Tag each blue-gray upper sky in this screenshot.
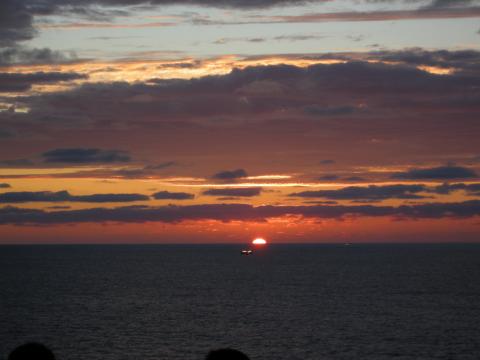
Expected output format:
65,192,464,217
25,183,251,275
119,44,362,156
28,1,480,59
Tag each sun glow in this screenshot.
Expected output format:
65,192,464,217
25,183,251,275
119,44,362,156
252,238,267,245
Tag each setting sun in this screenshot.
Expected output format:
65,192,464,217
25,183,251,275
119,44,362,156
252,238,267,245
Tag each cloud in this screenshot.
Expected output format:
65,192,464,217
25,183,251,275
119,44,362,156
318,174,339,181
0,0,36,47
214,37,266,44
214,34,325,45
319,160,335,165
302,200,338,205
2,57,480,169
0,47,79,66
0,72,87,92
1,200,480,225
196,6,480,25
365,0,480,8
203,187,262,197
432,182,480,195
152,191,195,200
365,48,480,75
0,183,11,188
289,184,427,200
42,148,131,163
427,0,480,8
0,191,149,203
269,6,480,23
212,169,248,180
9,58,480,129
392,166,477,180
273,34,326,41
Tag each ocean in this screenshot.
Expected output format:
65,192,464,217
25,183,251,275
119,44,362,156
1,244,479,360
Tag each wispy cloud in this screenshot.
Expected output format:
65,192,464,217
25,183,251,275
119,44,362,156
194,7,480,26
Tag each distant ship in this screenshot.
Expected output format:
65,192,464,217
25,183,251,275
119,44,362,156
241,249,253,255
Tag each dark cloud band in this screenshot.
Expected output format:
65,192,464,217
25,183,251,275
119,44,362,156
152,191,195,200
42,148,131,163
203,187,262,197
290,184,427,200
212,169,248,180
1,200,479,225
392,166,477,180
0,72,87,92
0,191,148,203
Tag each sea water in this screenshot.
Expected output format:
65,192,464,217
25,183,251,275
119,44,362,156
1,244,479,360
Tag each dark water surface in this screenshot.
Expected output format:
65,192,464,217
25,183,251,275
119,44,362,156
1,244,480,360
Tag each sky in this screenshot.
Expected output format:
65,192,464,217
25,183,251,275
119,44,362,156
0,0,480,244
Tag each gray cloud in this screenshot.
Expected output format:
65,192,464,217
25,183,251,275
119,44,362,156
366,0,480,7
0,183,11,188
273,34,326,41
0,0,36,47
0,190,149,203
2,55,480,169
289,184,427,200
392,166,477,180
367,48,480,75
152,191,195,200
427,0,480,8
214,34,325,45
7,58,480,132
212,169,248,180
0,47,79,66
0,72,87,92
1,200,480,225
33,58,480,123
432,182,480,196
42,148,131,163
195,5,480,26
203,187,262,197
318,174,339,181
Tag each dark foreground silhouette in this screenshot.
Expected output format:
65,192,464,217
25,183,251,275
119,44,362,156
205,348,250,360
8,344,249,360
8,343,56,360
